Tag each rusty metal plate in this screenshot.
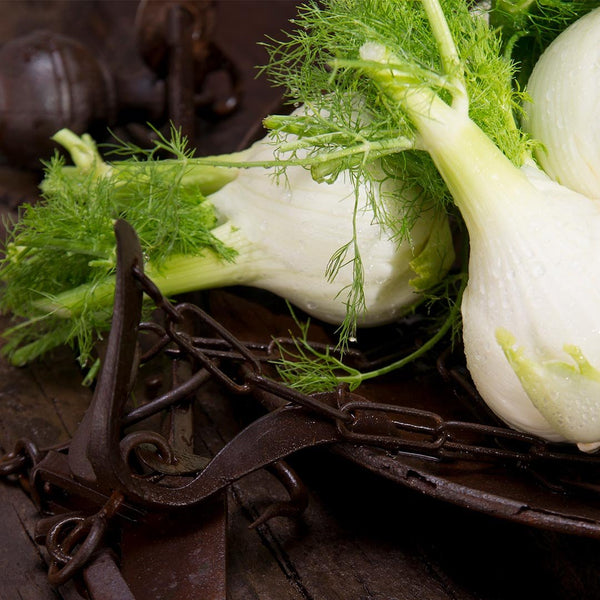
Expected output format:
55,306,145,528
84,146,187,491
334,434,600,538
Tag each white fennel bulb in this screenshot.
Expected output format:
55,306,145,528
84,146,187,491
138,128,454,328
420,102,600,448
359,27,600,449
462,163,600,448
523,7,600,198
208,134,452,326
1,116,454,365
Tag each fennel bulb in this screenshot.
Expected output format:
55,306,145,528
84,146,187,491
462,164,600,447
207,136,451,327
523,7,600,198
378,70,600,445
0,119,453,365
260,0,600,447
359,16,600,447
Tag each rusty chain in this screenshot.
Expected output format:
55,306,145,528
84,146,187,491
45,491,125,586
3,260,600,497
3,217,600,592
130,264,600,474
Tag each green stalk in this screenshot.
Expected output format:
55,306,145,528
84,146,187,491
33,224,262,318
403,89,530,234
338,273,465,387
50,128,242,196
358,36,531,236
420,0,468,112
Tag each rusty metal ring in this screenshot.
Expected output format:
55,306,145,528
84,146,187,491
13,438,42,465
46,514,89,564
46,514,108,586
0,453,27,476
249,461,309,529
0,438,43,476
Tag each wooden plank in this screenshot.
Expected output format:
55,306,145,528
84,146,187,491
0,313,92,599
0,315,91,450
0,480,58,600
0,471,87,600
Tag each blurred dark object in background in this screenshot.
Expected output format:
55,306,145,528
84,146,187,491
0,0,244,169
0,0,297,240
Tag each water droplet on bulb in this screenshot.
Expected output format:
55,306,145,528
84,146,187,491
531,263,545,278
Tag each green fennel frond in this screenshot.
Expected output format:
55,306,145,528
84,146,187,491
259,0,526,373
0,141,233,366
492,0,598,41
104,123,197,162
274,271,467,394
273,311,363,394
490,0,599,86
263,0,529,183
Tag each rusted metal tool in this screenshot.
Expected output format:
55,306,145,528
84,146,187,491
5,218,600,597
12,219,337,598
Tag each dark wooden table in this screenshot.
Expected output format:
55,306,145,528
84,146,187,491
2,2,600,599
4,310,600,600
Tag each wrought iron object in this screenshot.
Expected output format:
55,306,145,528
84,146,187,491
4,218,600,597
0,0,241,167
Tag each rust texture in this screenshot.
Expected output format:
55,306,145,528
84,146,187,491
4,216,600,597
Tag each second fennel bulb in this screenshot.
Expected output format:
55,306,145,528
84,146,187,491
208,134,452,327
523,7,600,199
462,164,600,448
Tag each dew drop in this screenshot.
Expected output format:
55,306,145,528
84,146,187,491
531,263,545,278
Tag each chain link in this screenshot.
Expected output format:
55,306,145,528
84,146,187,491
0,438,43,477
130,268,600,478
3,266,599,502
